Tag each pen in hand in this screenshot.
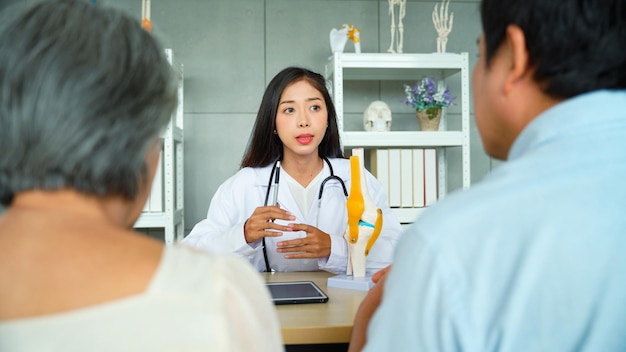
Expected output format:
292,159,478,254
273,161,280,207
269,161,281,224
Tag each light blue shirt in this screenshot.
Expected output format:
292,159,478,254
364,90,626,351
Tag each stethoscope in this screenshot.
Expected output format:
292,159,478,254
261,157,348,272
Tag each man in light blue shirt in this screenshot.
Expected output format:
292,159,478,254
349,0,626,351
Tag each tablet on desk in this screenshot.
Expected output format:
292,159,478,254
266,281,329,305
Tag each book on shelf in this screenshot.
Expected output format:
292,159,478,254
369,148,438,208
400,149,413,208
412,149,425,207
370,148,389,201
387,149,402,207
424,148,438,206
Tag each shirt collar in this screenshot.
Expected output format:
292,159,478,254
508,90,626,161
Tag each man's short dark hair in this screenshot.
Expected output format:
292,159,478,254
480,0,626,98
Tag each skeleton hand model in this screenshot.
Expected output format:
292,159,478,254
343,148,383,278
387,0,406,54
432,0,454,53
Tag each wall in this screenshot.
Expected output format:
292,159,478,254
0,0,494,233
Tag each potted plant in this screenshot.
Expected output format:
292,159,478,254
403,77,455,131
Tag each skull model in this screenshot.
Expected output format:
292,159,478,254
363,101,392,132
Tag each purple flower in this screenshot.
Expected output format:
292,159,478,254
403,77,455,111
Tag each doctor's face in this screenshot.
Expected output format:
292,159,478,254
275,79,328,160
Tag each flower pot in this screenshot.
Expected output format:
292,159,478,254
416,108,442,131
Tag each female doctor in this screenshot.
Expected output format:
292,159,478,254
183,66,402,273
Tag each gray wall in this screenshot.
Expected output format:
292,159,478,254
0,0,499,234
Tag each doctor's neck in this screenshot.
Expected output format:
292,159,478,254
279,155,324,186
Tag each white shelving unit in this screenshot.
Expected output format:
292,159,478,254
325,52,471,223
134,49,184,244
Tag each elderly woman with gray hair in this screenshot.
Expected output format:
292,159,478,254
0,1,282,351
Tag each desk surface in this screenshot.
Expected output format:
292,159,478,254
263,271,368,345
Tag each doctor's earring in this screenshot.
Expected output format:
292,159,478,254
273,129,277,134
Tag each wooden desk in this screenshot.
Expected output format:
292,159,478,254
263,271,367,345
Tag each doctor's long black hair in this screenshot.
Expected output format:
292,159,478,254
240,66,345,168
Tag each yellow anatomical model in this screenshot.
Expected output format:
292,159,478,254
343,148,383,278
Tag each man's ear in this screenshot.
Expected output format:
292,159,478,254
503,24,530,95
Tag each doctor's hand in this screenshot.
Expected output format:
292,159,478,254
243,205,296,244
276,224,331,259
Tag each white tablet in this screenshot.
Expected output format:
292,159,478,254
265,281,329,305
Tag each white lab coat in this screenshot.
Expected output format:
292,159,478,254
183,158,403,273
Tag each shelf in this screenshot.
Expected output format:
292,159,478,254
391,207,426,224
326,52,465,81
134,48,184,245
326,52,471,224
341,131,465,148
172,126,183,142
135,209,184,228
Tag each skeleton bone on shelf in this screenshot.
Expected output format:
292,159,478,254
330,24,361,54
387,0,407,54
363,101,392,132
330,26,349,53
343,148,383,278
141,0,152,31
432,0,454,53
345,24,362,54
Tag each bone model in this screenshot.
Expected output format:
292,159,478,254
345,24,361,54
330,24,361,54
141,0,152,31
387,0,406,54
432,0,454,53
343,148,383,278
363,101,392,132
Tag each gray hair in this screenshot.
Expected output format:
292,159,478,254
0,0,178,206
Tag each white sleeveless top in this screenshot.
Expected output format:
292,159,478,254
0,245,284,352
